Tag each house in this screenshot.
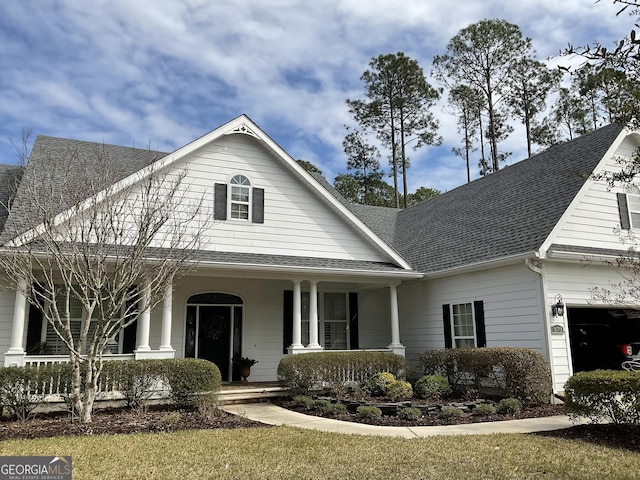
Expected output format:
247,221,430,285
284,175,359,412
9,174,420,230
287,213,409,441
0,115,638,395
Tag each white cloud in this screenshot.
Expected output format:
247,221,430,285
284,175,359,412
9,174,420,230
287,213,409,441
0,0,631,192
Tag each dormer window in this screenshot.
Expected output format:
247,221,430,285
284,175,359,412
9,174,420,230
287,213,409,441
230,175,251,220
214,177,265,224
618,187,640,230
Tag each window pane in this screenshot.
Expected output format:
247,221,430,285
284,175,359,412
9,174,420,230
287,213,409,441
455,338,475,348
231,203,249,219
324,293,346,320
302,320,309,346
632,212,640,228
324,322,347,350
231,186,249,202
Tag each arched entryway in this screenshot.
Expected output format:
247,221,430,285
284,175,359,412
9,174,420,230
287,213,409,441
185,293,243,382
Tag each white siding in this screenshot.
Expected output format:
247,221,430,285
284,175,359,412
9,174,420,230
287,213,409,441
167,134,389,262
543,260,629,391
399,264,546,367
358,287,392,348
549,135,640,251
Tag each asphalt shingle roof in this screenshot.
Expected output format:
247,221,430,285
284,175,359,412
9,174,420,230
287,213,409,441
353,124,626,273
0,136,166,243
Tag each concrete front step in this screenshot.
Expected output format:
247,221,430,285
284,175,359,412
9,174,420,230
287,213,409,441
218,384,289,405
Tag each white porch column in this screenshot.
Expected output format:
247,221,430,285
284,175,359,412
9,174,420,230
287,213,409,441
288,280,304,354
5,278,27,366
387,283,405,356
135,278,151,353
307,280,322,351
159,281,174,352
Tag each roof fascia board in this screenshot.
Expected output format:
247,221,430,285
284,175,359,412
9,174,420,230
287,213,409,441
423,252,535,279
538,127,639,259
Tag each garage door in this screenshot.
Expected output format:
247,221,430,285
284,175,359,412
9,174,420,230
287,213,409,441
567,307,640,372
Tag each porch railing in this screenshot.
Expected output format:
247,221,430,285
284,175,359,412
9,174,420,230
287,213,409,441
23,354,136,399
24,354,135,367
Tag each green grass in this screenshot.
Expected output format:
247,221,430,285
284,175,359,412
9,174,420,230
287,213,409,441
0,427,638,479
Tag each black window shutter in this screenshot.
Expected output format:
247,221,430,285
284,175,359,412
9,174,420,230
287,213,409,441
474,300,487,348
618,193,631,230
252,188,265,224
442,304,452,349
349,292,359,350
214,183,227,220
283,290,293,354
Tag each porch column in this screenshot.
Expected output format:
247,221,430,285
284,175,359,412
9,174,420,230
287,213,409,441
5,277,27,366
135,278,151,353
288,280,304,353
307,280,322,351
387,283,405,356
159,281,174,352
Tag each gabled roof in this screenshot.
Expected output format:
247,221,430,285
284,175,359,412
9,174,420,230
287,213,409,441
0,116,418,277
0,136,164,244
350,123,627,274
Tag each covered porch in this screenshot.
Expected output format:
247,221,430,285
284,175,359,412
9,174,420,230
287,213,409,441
3,258,422,381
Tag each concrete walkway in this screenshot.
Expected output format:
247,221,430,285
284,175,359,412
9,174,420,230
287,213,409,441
222,402,581,438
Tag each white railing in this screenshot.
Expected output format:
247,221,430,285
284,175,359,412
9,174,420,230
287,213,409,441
24,354,135,367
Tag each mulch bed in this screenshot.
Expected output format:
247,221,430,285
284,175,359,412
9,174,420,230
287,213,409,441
0,404,268,441
276,397,564,427
532,424,640,452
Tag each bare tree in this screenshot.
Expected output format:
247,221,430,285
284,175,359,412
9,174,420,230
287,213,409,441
0,141,204,423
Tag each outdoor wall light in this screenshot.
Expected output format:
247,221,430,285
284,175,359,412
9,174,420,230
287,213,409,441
551,294,565,317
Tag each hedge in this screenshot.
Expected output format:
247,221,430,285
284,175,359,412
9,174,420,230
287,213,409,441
416,347,551,405
565,370,640,424
277,351,408,394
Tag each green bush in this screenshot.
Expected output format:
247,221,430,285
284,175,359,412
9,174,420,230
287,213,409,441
324,402,348,415
387,380,413,401
357,405,382,419
293,395,315,409
414,374,452,400
496,398,523,414
417,347,551,405
162,358,222,406
312,399,332,411
398,406,422,421
565,370,640,424
101,360,165,409
0,363,72,421
277,352,408,394
438,405,464,419
367,372,397,397
473,403,496,416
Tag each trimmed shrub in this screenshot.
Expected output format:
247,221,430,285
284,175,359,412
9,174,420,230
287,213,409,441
162,358,222,406
367,372,397,397
357,405,382,419
293,395,315,409
277,351,408,394
312,399,332,411
438,405,464,419
565,370,640,424
387,380,413,401
398,406,422,421
101,359,164,409
0,363,72,421
324,402,348,415
496,398,523,414
414,374,452,400
473,403,497,416
417,347,551,405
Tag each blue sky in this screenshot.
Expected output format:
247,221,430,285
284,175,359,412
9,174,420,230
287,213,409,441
0,1,629,193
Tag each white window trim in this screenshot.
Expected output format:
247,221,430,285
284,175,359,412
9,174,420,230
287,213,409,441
228,174,252,221
450,302,477,348
627,190,640,229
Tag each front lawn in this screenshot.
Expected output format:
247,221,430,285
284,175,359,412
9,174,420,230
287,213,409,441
0,426,638,479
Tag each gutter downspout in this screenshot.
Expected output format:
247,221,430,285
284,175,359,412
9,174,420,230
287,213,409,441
525,258,559,399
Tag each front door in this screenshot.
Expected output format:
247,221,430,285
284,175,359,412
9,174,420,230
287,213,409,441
185,293,243,381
